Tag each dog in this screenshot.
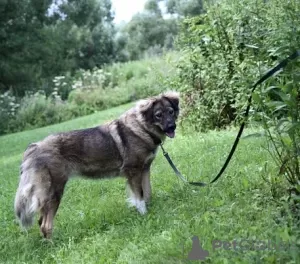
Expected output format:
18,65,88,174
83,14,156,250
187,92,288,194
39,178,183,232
14,91,180,239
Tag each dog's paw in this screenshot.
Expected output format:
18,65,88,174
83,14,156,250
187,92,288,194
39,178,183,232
136,200,147,215
127,197,147,215
127,197,137,207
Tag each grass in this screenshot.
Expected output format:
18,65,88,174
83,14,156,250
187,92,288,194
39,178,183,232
0,102,299,263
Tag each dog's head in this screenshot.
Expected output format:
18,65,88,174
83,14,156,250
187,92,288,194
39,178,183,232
137,91,180,138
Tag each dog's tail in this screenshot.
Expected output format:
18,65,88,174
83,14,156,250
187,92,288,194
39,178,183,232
14,165,48,229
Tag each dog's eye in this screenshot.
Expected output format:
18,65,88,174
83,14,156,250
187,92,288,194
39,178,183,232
155,112,162,118
169,109,174,115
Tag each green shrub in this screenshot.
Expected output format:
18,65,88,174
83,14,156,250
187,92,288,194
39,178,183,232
52,74,74,100
175,0,300,132
0,53,179,135
253,63,300,194
174,0,300,197
0,92,20,135
104,57,158,83
3,92,80,134
68,53,178,114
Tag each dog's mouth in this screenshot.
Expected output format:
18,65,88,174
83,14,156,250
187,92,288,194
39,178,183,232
165,128,176,138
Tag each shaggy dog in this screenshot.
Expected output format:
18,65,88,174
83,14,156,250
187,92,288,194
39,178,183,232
14,91,180,239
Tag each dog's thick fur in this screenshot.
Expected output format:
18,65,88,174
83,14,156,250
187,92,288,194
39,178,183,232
14,91,180,239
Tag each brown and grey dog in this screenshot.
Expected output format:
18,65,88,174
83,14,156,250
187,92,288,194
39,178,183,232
14,91,180,239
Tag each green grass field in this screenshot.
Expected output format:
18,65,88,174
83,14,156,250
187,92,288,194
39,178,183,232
0,103,298,263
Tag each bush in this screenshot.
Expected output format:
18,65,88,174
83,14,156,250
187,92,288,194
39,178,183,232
0,53,178,135
253,62,300,195
174,0,300,197
68,53,178,114
174,0,300,132
0,92,20,135
5,92,80,134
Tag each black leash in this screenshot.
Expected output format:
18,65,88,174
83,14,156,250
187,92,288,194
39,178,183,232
162,50,300,187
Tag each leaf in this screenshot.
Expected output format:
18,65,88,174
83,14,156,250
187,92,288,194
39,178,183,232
273,104,287,113
286,122,300,135
263,86,279,93
266,101,287,110
242,132,266,139
251,93,263,104
272,90,290,102
244,44,259,49
275,118,290,131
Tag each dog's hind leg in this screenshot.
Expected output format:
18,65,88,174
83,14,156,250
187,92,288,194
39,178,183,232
40,201,56,239
38,210,44,227
126,170,147,215
40,182,66,239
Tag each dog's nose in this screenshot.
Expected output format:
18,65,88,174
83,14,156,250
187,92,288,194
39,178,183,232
168,124,176,131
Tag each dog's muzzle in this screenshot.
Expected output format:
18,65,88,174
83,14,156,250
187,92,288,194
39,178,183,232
164,124,176,138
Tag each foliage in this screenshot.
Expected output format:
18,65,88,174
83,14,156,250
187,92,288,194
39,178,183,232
2,92,80,135
175,0,300,132
0,91,20,135
95,0,205,63
175,0,300,193
116,12,178,61
68,54,177,114
0,0,52,95
244,0,300,193
0,0,204,99
58,0,116,70
165,0,204,17
254,66,300,192
0,0,115,96
0,54,178,135
113,0,206,61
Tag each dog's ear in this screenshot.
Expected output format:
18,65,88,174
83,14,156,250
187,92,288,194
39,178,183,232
136,98,155,113
162,91,180,111
136,98,156,122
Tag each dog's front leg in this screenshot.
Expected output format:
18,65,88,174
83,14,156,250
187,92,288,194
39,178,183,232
142,168,151,204
125,169,147,215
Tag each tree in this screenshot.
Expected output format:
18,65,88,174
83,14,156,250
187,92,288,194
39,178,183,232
115,0,178,61
145,0,162,17
58,0,115,69
165,0,204,17
0,0,115,96
0,0,54,94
